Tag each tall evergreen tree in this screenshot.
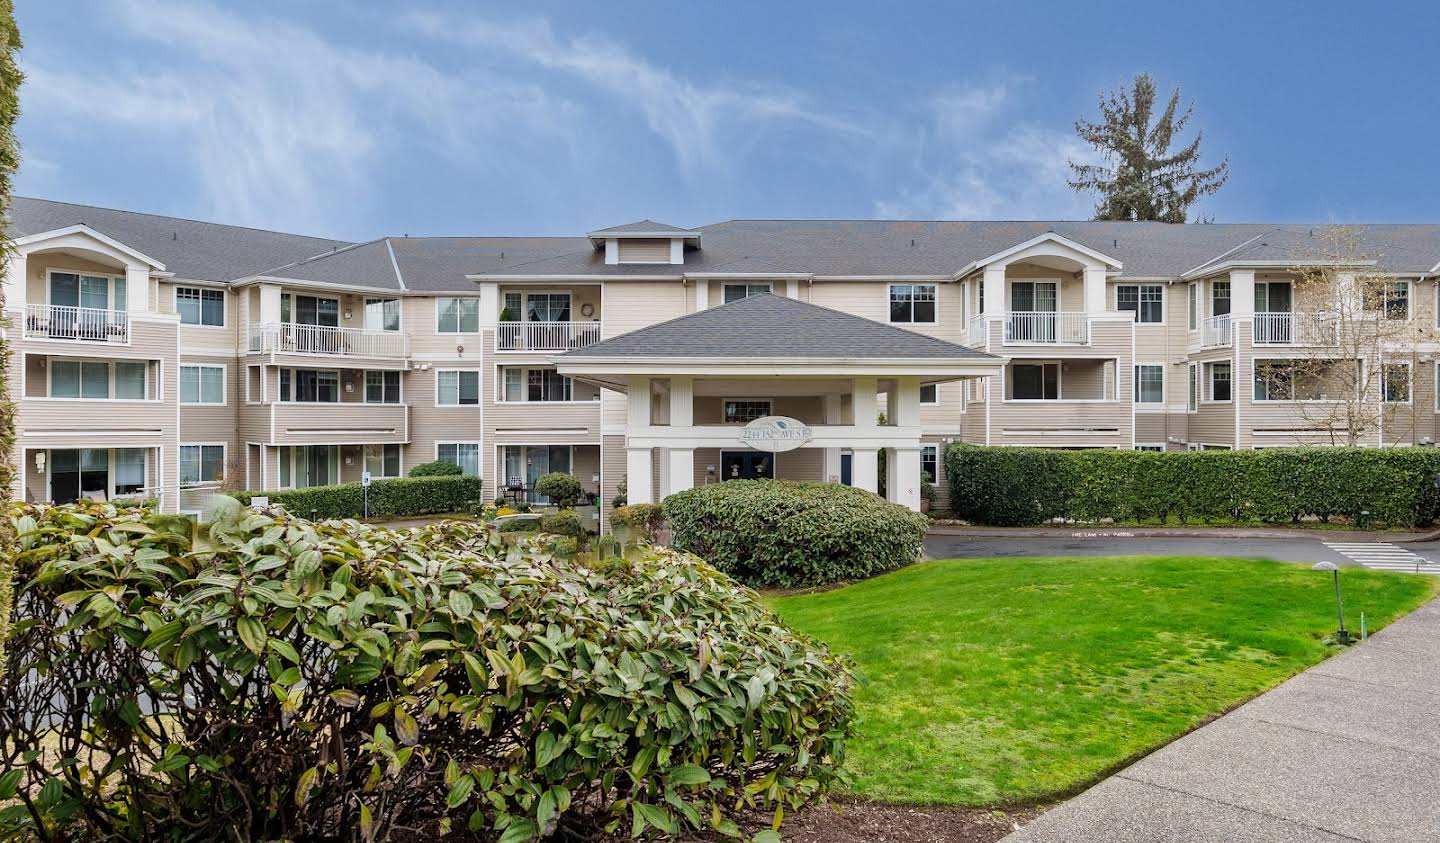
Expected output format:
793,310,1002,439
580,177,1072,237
1068,73,1228,223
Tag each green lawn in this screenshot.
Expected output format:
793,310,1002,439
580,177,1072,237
770,556,1440,807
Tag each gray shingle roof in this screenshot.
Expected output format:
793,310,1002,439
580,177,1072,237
563,293,997,360
9,197,350,283
589,219,696,235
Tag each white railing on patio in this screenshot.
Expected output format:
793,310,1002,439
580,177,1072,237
1200,314,1232,347
967,314,989,346
247,322,409,359
496,321,602,352
1003,311,1089,344
23,304,130,343
1253,312,1338,346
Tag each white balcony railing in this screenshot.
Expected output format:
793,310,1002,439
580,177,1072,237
23,304,130,343
1253,312,1338,346
496,321,602,352
247,322,409,359
1200,314,1232,347
967,314,989,346
1003,312,1089,344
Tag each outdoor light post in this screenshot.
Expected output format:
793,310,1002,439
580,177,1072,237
1312,561,1351,644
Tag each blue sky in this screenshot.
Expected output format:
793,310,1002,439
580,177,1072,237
15,0,1440,241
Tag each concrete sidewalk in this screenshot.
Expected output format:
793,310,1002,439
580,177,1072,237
1005,598,1440,842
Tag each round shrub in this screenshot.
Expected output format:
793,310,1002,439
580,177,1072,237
0,502,853,841
609,503,666,541
538,508,585,538
663,480,929,587
534,472,584,508
496,514,540,532
409,459,462,477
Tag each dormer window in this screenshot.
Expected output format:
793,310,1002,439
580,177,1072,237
588,220,700,266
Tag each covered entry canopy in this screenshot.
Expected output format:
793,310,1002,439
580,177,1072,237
555,294,1003,511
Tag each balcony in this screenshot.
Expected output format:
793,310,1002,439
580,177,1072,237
268,402,409,445
1200,314,1232,348
1003,312,1089,345
1253,312,1338,346
247,323,408,359
23,304,130,344
496,321,602,352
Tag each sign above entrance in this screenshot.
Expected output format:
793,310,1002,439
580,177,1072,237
740,415,813,453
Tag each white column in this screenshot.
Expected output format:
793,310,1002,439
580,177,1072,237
669,376,693,427
885,447,899,502
3,250,26,313
693,279,709,312
785,278,800,298
625,447,654,504
851,448,879,494
1337,272,1360,315
890,447,923,511
626,376,652,427
822,392,842,483
125,266,153,315
895,377,922,427
852,377,879,427
478,281,500,325
1083,266,1108,314
258,283,282,324
1229,269,1255,318
669,238,684,264
605,238,619,265
666,448,695,496
982,265,1005,314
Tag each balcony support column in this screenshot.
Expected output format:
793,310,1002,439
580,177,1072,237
888,446,923,511
852,377,879,427
3,250,25,312
125,266,153,315
625,447,654,505
1083,266,1108,314
665,448,694,497
982,265,1005,314
693,279,709,312
258,284,282,324
851,447,879,494
822,392,843,483
1229,270,1255,318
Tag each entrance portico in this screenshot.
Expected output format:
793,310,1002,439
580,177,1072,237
557,294,1002,512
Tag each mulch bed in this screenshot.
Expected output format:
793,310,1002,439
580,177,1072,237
763,801,1043,843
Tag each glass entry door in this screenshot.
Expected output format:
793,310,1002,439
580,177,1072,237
48,273,124,340
721,451,773,481
282,295,341,353
1008,281,1058,342
50,449,108,504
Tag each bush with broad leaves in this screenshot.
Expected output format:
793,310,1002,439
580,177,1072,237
0,500,852,842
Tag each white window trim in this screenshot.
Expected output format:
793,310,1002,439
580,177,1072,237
173,285,227,329
1134,443,1166,452
435,368,482,407
363,369,404,405
1005,278,1062,314
1202,361,1234,404
41,357,156,403
435,297,483,334
276,444,341,491
1382,362,1413,405
721,397,774,424
1362,279,1413,322
245,365,262,404
1187,363,1198,412
1133,362,1166,408
362,297,403,333
1187,283,1197,331
45,268,127,310
886,282,940,326
721,282,773,304
276,368,341,404
179,364,227,406
1115,283,1167,326
494,365,593,404
523,291,574,322
919,383,940,405
179,442,227,488
1005,360,1064,402
435,442,482,477
1251,357,1352,404
44,446,153,501
361,443,403,479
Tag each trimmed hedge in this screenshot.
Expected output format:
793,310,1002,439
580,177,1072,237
0,501,853,841
409,460,462,477
228,475,483,519
663,480,929,587
946,444,1440,527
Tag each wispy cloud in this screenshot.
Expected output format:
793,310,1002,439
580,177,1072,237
22,0,577,234
875,79,1100,220
401,12,877,178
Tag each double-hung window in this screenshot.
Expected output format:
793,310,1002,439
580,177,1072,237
436,443,480,476
176,287,225,326
1384,363,1411,403
1365,281,1410,320
921,445,938,482
1134,364,1164,404
1117,284,1164,324
723,283,772,304
365,370,400,404
437,370,480,405
437,298,480,333
180,365,225,405
180,444,224,486
1211,281,1231,317
889,284,937,323
1207,362,1232,402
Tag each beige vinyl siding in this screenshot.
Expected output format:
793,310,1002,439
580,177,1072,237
404,364,484,477
617,239,671,263
1006,262,1085,311
805,280,967,345
162,280,239,354
601,281,688,339
599,435,625,524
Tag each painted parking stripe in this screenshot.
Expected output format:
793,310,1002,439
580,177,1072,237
1322,541,1438,575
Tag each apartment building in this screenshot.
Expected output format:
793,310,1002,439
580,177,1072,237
6,197,1439,517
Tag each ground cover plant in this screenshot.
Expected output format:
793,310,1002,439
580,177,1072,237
771,555,1438,806
0,500,853,842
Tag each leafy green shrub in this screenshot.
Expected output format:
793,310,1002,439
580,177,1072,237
538,509,585,538
496,516,540,533
664,480,929,587
0,501,853,841
534,472,584,508
611,480,628,510
609,503,666,541
228,475,483,520
409,460,463,477
945,444,1440,527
